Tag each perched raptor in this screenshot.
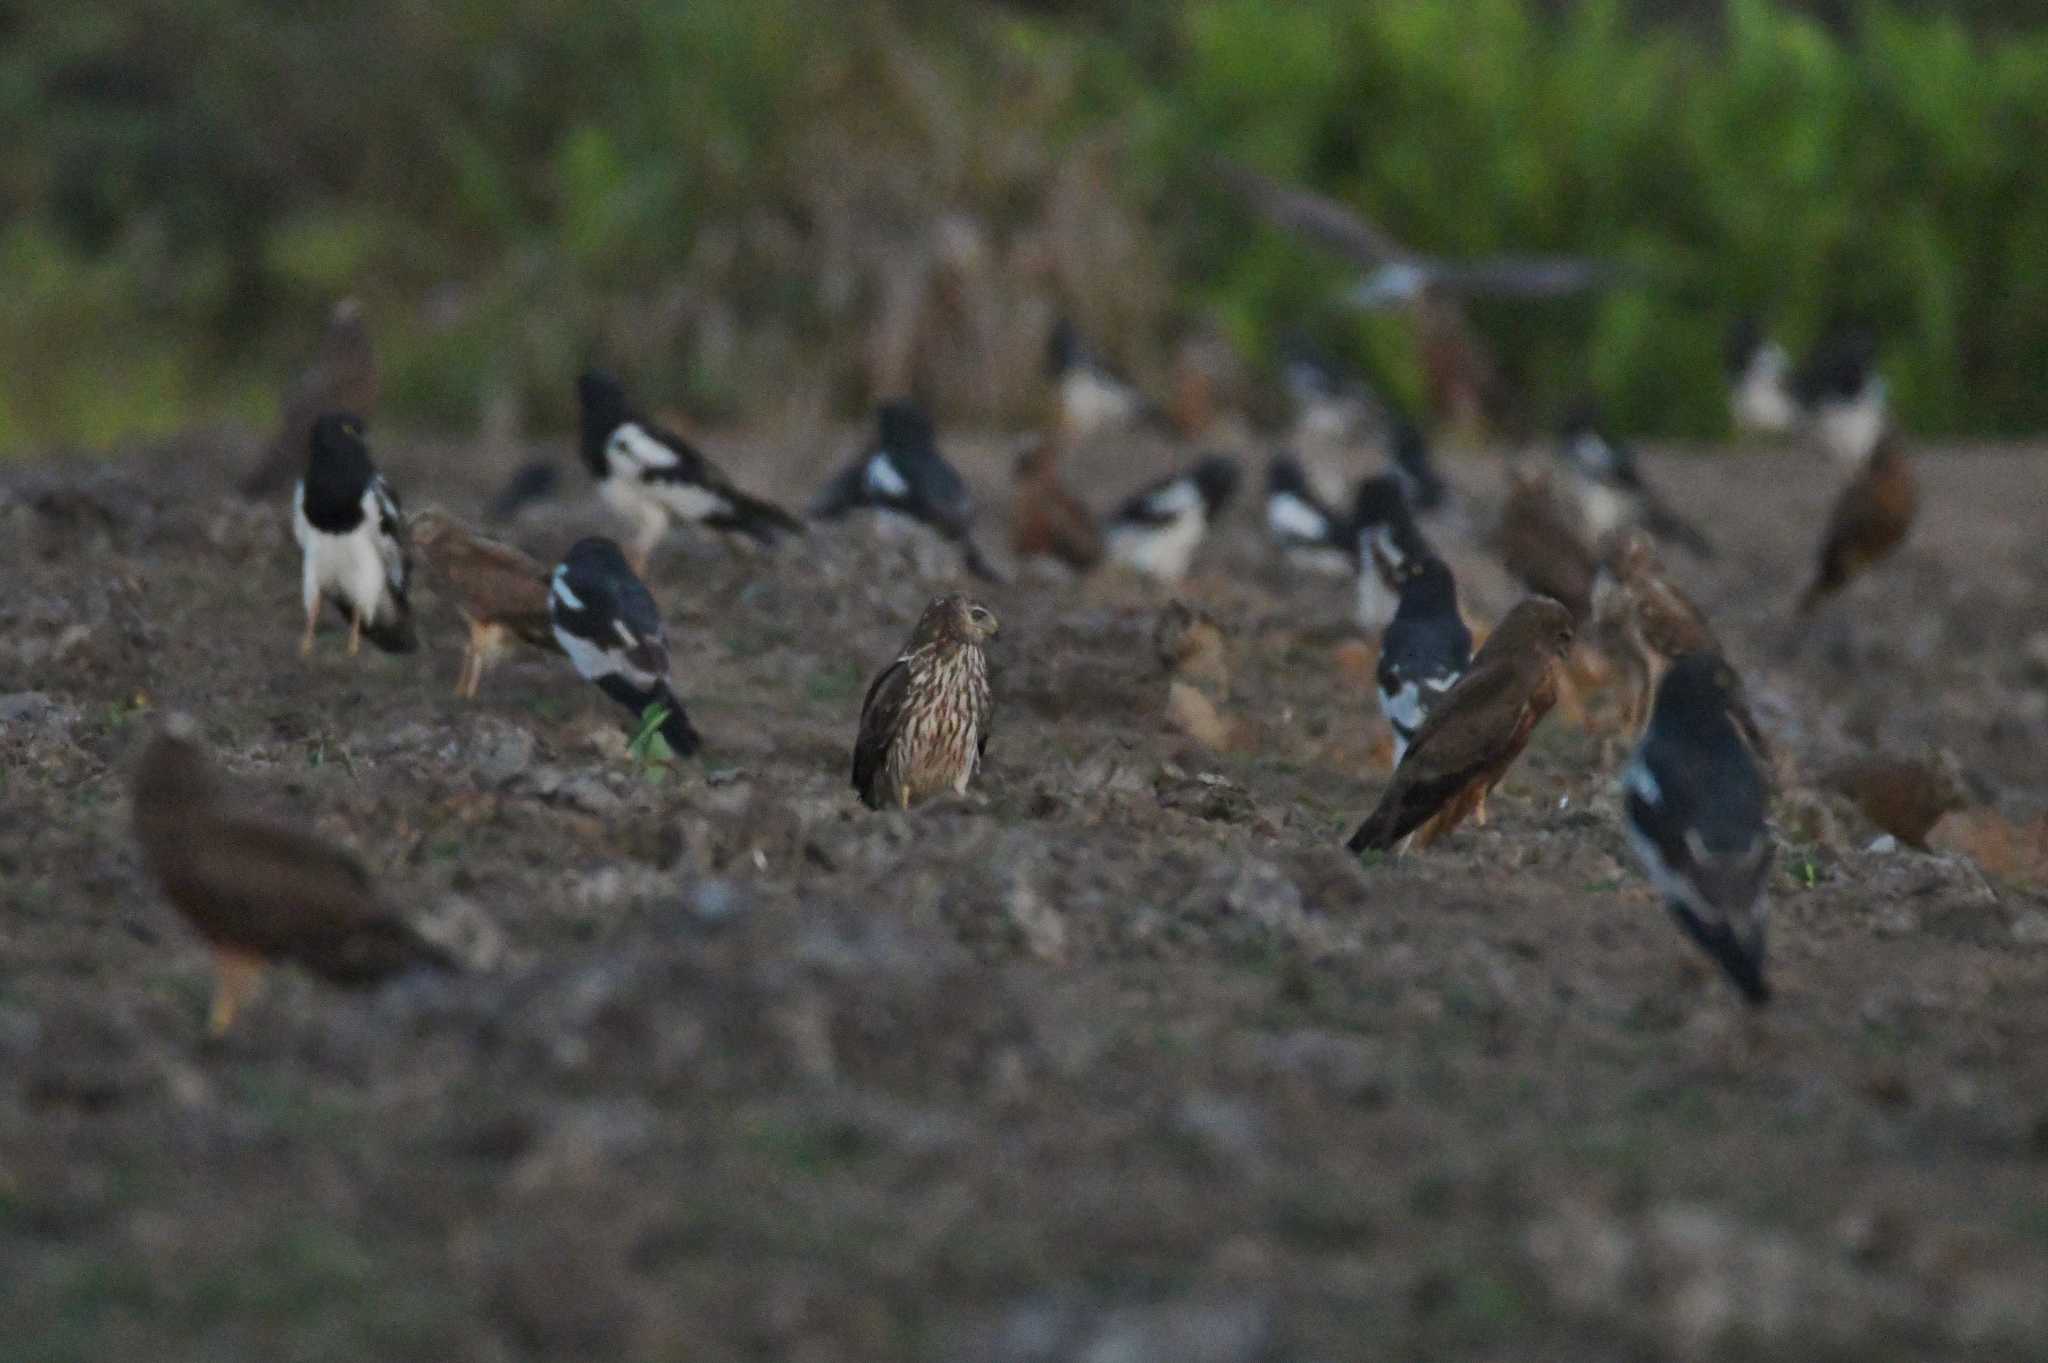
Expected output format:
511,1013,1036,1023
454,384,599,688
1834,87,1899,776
132,720,456,1036
1010,434,1102,571
240,298,377,498
1592,529,1717,731
1796,432,1915,616
1493,464,1597,623
1347,596,1575,854
1622,652,1775,1004
852,594,999,810
409,507,562,699
577,368,802,571
292,412,417,657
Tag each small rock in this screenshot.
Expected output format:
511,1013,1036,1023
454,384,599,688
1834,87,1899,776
686,877,747,925
471,723,535,786
1866,834,1898,855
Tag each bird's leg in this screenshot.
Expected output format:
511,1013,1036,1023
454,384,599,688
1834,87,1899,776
1473,792,1489,827
346,610,363,657
458,623,485,698
208,948,267,1038
300,591,322,657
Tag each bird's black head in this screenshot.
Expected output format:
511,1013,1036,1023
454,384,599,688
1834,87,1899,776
1350,474,1409,532
1652,650,1745,742
877,399,935,458
1395,555,1459,615
1266,452,1311,498
1192,455,1242,514
1046,320,1081,377
576,369,632,473
560,535,635,586
304,412,375,515
1797,322,1879,401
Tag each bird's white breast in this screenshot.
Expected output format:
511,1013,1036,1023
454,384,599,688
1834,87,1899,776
1108,503,1204,581
1816,387,1886,466
1062,370,1142,438
1267,491,1330,543
864,453,910,500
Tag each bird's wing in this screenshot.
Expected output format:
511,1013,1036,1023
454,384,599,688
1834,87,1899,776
371,476,410,597
1208,158,1412,266
1634,577,1716,659
608,580,673,679
851,657,912,800
427,532,557,643
174,817,381,957
1400,652,1542,781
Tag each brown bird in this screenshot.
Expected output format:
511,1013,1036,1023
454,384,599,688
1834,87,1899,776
1797,433,1916,615
409,508,563,699
1010,435,1102,571
1347,596,1576,854
240,299,378,498
1494,464,1597,621
132,722,456,1037
1592,529,1717,731
852,595,999,810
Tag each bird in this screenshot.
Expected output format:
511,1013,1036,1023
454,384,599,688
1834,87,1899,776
576,369,802,571
548,536,701,757
1347,596,1575,854
1010,434,1102,571
851,594,999,810
239,299,378,498
487,460,561,523
1047,318,1161,441
812,399,1001,581
1791,323,1886,466
1387,414,1449,515
132,719,457,1037
1279,331,1381,446
1377,556,1474,765
1591,529,1718,732
1493,464,1597,622
292,412,417,657
408,508,562,699
1264,452,1353,575
1796,432,1915,617
1104,454,1241,582
1621,651,1775,1005
1724,317,1799,438
1352,474,1433,630
1555,408,1714,558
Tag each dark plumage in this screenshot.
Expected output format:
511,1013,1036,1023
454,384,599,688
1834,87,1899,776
1105,455,1241,582
577,369,802,570
487,460,561,523
409,508,562,699
812,400,1000,581
292,412,417,656
1279,331,1380,445
1797,434,1915,616
1377,556,1474,764
1347,597,1575,854
1352,474,1433,629
1047,319,1161,439
1556,409,1713,559
1264,453,1352,572
133,721,456,1036
852,594,999,810
548,537,700,757
1622,652,1775,1005
1010,435,1102,571
1388,415,1448,514
241,299,378,498
1791,323,1886,464
1494,465,1597,622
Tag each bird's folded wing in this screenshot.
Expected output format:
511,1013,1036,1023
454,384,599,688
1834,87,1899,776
180,817,383,954
852,658,911,793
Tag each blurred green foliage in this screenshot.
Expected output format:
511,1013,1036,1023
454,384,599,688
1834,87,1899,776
3,0,2046,451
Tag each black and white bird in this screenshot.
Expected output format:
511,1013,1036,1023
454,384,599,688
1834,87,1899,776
811,400,1000,581
577,369,802,571
292,412,417,657
1376,556,1473,764
1279,331,1380,446
1047,319,1159,440
1791,324,1886,466
1104,455,1241,582
1724,317,1799,438
1621,651,1774,1005
1351,475,1432,631
1264,453,1353,575
548,537,701,757
1556,409,1714,559
1387,414,1448,515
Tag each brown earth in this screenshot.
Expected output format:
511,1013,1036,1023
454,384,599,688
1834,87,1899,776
3,423,2047,1362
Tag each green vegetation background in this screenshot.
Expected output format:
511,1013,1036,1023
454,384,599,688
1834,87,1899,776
5,0,2045,451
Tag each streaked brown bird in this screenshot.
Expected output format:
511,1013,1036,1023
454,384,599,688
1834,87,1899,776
132,722,456,1037
1797,433,1916,615
1347,596,1575,854
240,299,378,498
1494,464,1596,621
1010,435,1102,571
1593,529,1717,731
409,508,563,699
852,595,999,810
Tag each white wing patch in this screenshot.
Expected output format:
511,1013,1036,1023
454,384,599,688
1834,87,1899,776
550,567,584,612
1623,758,1661,807
1267,491,1329,542
609,423,681,473
865,453,910,500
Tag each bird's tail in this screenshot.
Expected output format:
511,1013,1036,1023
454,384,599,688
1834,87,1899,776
809,462,867,520
718,488,806,545
1644,499,1715,559
488,460,561,522
653,685,703,758
1346,802,1401,854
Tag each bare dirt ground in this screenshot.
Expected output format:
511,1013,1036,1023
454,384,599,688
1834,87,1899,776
3,422,2047,1362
